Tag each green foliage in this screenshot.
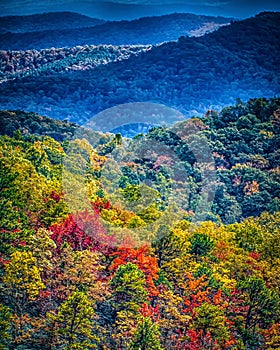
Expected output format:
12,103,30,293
0,110,78,141
0,97,280,349
0,304,12,350
193,303,230,345
130,317,163,350
236,277,280,349
189,233,214,258
138,203,162,224
110,262,148,314
2,251,45,314
47,291,98,349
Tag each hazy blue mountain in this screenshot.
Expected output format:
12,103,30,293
0,12,279,124
0,12,233,50
0,11,105,34
2,0,280,19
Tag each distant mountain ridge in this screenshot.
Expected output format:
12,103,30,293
2,0,279,19
0,12,279,124
0,12,105,34
0,12,233,50
0,45,152,83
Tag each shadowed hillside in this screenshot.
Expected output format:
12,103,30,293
0,12,279,123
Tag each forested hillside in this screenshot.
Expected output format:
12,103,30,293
0,12,279,123
0,110,79,140
0,97,279,349
0,13,232,50
0,45,151,83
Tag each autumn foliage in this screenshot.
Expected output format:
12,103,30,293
1,98,280,349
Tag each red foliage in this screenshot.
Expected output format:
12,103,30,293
0,256,10,266
39,290,51,299
49,190,62,203
183,273,210,315
50,209,115,254
92,199,111,214
43,190,62,203
110,244,159,296
141,303,160,321
226,288,250,322
249,251,261,261
185,330,201,350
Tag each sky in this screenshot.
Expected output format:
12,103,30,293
0,0,279,19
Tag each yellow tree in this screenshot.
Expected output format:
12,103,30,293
1,250,45,348
2,250,45,314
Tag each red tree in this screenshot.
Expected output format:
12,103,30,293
50,209,115,254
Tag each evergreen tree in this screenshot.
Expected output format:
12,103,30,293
130,317,163,350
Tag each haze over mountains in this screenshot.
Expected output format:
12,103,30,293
0,12,233,50
0,11,279,124
1,0,280,19
1,3,280,349
0,12,105,34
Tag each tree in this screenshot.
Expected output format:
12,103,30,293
1,251,45,349
152,224,189,268
47,291,98,350
44,244,108,309
0,304,12,350
2,250,45,315
231,277,280,349
130,317,163,350
26,228,56,273
192,302,231,349
189,233,214,260
110,263,148,348
110,244,159,296
50,209,113,254
110,262,148,314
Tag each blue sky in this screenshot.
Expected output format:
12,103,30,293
0,0,279,19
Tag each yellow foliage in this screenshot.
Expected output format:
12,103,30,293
3,251,45,301
244,180,259,195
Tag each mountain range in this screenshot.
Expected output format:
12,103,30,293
0,11,105,34
0,7,280,349
0,11,279,124
0,12,233,50
2,0,280,19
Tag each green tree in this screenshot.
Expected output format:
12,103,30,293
130,317,163,350
0,304,12,350
110,263,148,348
193,302,230,348
189,233,214,260
110,262,148,314
236,277,280,349
47,291,97,350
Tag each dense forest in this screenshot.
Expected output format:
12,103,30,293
0,110,79,140
0,97,280,349
0,13,232,50
0,12,279,124
0,45,151,83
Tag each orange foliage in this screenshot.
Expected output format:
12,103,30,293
110,244,159,296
